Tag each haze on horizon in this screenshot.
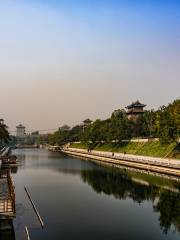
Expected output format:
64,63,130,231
0,0,179,134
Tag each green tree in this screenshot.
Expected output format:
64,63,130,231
0,119,10,146
155,100,180,143
83,119,104,148
69,125,83,142
109,109,131,143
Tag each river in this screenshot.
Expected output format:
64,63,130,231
10,149,180,239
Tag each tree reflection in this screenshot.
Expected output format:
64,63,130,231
81,167,159,203
154,191,180,234
81,166,180,234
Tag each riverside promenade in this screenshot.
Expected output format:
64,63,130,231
62,147,180,177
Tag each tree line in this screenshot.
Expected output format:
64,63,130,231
47,99,180,147
0,119,10,147
0,99,179,148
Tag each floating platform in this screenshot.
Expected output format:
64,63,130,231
0,171,15,220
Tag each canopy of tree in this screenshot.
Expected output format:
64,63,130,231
46,99,180,146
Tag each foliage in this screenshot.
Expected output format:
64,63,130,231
71,141,178,158
154,100,180,143
130,110,155,138
48,98,180,147
0,119,10,146
109,110,131,142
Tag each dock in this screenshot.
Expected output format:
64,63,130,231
0,170,15,219
0,147,16,232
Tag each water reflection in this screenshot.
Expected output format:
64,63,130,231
81,165,180,234
16,150,94,175
12,149,180,240
0,229,15,240
154,191,180,234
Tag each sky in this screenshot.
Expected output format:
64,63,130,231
0,0,180,134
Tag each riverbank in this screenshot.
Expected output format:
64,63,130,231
70,140,180,159
62,148,180,177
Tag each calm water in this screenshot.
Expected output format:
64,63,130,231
9,149,180,239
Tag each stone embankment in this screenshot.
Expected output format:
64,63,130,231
62,147,180,177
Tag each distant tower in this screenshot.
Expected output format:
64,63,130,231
83,119,92,128
83,119,92,132
16,124,26,138
126,100,146,120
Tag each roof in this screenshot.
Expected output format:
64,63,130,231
126,100,146,109
83,118,92,123
16,124,25,128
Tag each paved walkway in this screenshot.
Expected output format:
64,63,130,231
62,148,180,177
67,148,180,169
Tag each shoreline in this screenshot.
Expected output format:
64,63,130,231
61,147,180,177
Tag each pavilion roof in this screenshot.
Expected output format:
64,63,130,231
126,100,146,109
16,124,25,128
83,118,92,123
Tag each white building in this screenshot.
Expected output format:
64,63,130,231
16,124,26,138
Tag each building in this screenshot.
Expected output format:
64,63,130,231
126,100,146,120
16,124,26,138
82,119,92,132
83,119,92,128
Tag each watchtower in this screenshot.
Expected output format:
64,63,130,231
126,100,146,120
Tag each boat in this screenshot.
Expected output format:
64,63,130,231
1,155,19,167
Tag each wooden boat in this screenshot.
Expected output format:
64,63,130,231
1,155,19,167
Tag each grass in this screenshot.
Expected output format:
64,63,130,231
136,141,176,158
70,142,88,149
70,141,179,159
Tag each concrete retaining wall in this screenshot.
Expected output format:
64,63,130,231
62,148,180,177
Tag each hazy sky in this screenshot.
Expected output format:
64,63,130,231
0,0,180,133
